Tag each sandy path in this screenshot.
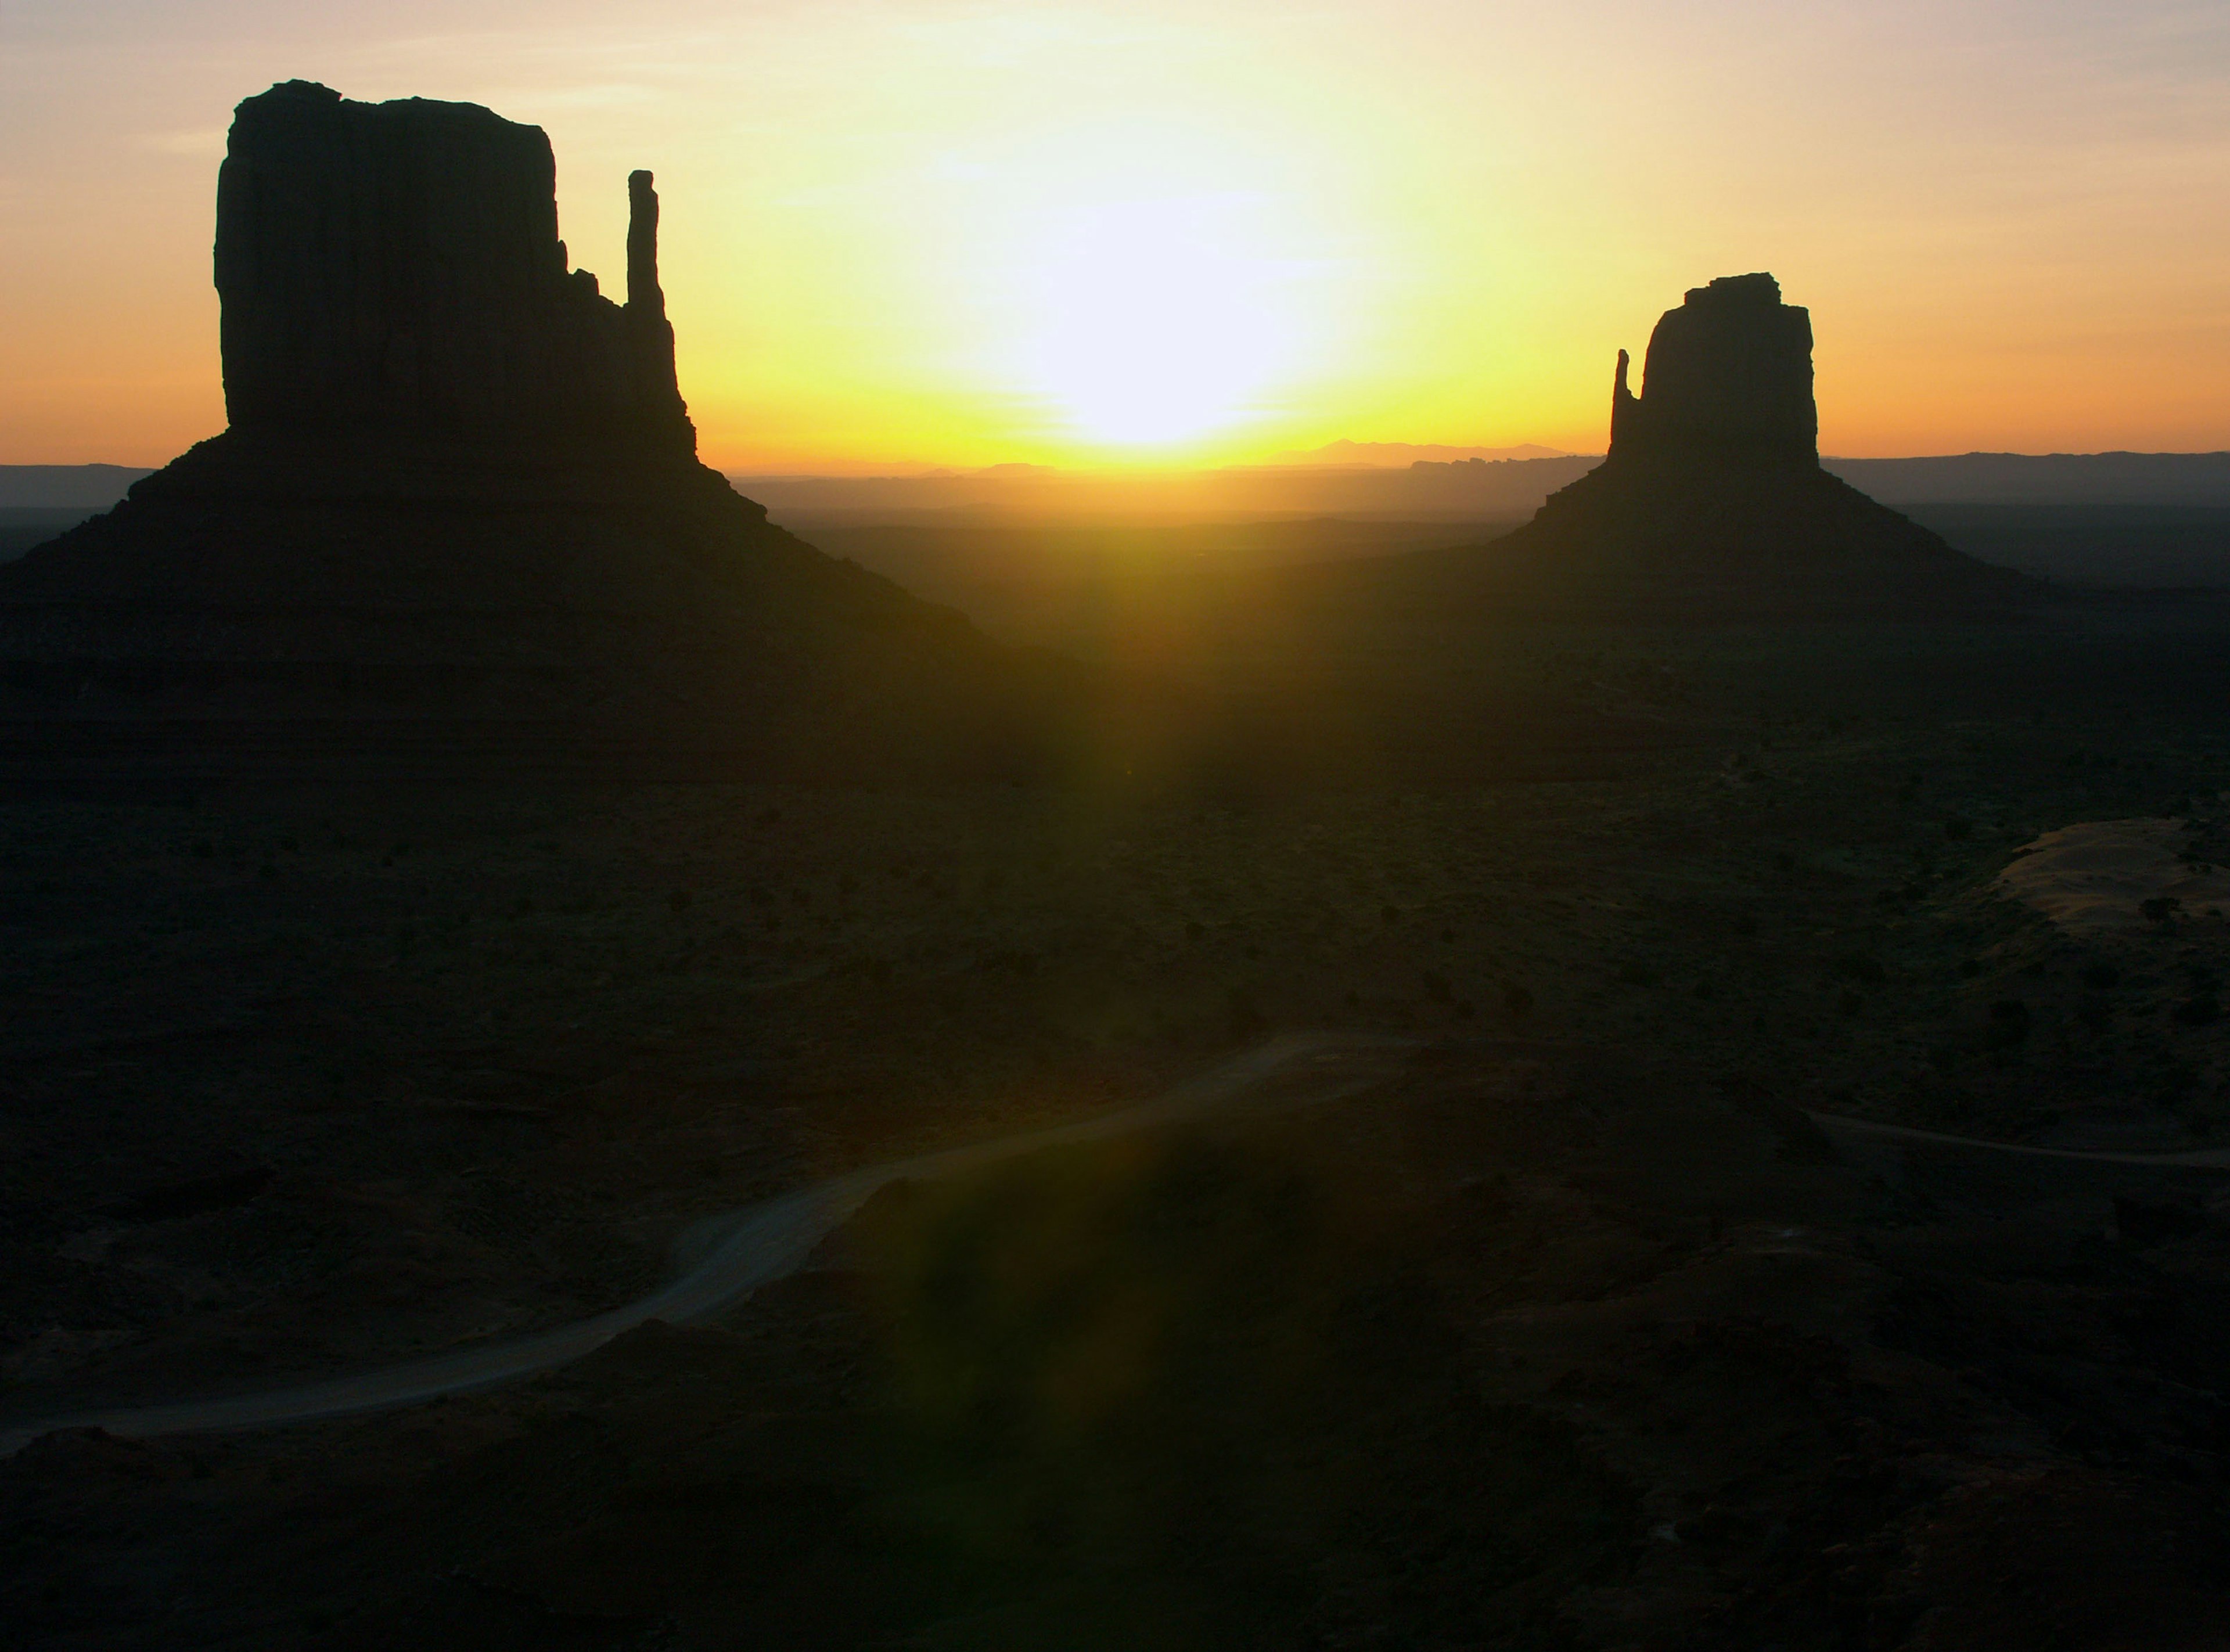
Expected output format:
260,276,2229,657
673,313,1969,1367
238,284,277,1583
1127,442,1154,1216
1,1032,1411,1456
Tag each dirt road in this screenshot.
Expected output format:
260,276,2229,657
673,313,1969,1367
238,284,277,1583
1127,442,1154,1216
0,1033,1408,1456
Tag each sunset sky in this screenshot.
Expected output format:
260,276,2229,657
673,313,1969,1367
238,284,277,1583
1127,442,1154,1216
3,1,2228,471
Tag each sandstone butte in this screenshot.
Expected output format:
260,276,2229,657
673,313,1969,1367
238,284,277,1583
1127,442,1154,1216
0,81,1056,779
1336,273,2044,619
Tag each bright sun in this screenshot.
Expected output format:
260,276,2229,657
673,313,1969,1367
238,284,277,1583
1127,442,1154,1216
1017,195,1303,449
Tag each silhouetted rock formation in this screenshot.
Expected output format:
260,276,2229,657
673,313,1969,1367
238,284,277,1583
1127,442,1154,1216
215,81,690,452
0,83,1057,778
1371,273,2041,618
1608,274,1816,470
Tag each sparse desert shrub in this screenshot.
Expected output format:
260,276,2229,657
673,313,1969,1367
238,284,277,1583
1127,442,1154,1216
1833,953,1887,985
1617,962,1658,988
1502,982,1534,1018
2082,962,2121,991
1380,902,1401,927
668,888,692,913
1420,970,1452,1003
1837,989,1862,1016
2142,896,2182,924
1943,818,1973,841
1732,914,1758,937
2080,996,2113,1031
1959,959,1983,978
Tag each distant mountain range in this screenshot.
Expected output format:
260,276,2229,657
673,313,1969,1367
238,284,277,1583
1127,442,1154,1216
1819,452,2230,506
0,464,155,508
1254,441,1574,467
10,451,2230,519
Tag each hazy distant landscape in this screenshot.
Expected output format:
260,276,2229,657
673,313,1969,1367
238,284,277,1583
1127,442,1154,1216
13,456,2230,620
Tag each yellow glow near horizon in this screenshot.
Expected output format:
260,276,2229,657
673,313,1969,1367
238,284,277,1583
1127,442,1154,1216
4,2,2230,469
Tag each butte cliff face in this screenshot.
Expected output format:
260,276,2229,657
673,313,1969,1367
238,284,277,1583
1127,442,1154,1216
1379,272,2040,618
0,82,1053,778
1607,273,1817,472
214,81,689,452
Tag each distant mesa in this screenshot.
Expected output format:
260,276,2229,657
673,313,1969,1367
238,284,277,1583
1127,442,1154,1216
0,466,153,511
1373,273,2044,617
0,81,1051,778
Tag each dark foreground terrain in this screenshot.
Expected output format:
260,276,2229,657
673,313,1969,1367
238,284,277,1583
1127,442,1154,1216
7,598,2230,1648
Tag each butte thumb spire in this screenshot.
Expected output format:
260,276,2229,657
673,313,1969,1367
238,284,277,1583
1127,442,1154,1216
623,168,687,438
627,170,665,316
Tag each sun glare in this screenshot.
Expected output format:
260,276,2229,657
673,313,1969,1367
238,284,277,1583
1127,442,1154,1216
1015,196,1306,449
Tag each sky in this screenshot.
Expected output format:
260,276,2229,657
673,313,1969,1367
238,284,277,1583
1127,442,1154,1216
2,1,2228,471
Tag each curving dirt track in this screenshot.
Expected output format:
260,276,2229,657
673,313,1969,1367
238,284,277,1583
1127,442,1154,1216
0,1032,1411,1456
10,1034,2226,1460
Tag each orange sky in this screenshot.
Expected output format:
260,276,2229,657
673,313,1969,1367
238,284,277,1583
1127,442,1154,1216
3,1,2228,470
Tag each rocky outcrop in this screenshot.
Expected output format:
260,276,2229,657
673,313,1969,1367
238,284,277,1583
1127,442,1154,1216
214,80,690,453
0,82,1057,778
1380,272,2042,618
1607,273,1817,470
